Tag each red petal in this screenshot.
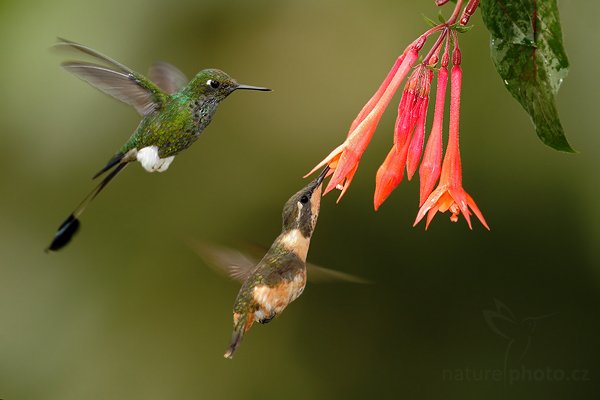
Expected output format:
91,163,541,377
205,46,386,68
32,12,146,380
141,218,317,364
374,145,408,210
425,204,440,230
304,142,346,178
336,164,358,203
413,185,447,226
448,187,473,229
466,192,490,230
324,123,376,194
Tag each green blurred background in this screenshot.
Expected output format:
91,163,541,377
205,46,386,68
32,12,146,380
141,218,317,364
1,0,598,398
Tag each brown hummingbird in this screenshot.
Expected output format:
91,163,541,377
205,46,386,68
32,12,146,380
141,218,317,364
189,166,366,359
226,166,328,358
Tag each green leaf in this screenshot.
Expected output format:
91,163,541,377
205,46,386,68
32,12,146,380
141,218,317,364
450,23,474,33
480,0,573,152
423,14,438,28
438,11,446,24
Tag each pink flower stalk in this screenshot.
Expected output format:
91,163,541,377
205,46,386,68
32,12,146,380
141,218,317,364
393,65,429,150
418,56,449,205
305,43,421,201
414,63,489,230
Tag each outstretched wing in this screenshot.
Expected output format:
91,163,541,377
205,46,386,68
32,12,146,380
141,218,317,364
148,62,188,94
61,62,162,115
189,240,370,284
54,38,168,116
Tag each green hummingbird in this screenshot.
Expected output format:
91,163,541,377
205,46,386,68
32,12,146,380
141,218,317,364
46,38,270,252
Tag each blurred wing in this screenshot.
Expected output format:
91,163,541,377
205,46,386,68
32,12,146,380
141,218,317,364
190,240,370,284
243,242,370,284
148,62,188,94
55,38,167,115
188,240,257,282
306,262,371,284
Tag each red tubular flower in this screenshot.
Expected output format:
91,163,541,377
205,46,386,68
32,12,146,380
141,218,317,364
305,44,421,201
414,64,489,230
373,65,432,209
418,63,448,205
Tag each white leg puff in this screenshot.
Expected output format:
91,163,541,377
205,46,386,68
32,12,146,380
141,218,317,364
136,146,175,173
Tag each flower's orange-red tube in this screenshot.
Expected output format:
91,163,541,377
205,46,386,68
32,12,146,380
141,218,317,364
418,66,448,205
349,53,407,134
406,67,432,181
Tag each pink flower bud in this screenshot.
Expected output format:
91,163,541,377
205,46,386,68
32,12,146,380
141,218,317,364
374,144,409,211
406,68,433,179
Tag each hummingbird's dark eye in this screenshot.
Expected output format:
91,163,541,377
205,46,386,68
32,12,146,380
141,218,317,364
300,195,309,204
207,79,220,89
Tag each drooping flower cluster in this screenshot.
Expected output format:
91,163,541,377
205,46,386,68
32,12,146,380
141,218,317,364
414,45,489,230
305,0,488,230
305,42,422,201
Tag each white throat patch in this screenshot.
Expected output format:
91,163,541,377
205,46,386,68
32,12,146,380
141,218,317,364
279,228,310,262
136,146,175,172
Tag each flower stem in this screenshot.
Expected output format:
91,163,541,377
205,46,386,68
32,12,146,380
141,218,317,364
422,28,448,66
421,0,464,66
448,0,464,24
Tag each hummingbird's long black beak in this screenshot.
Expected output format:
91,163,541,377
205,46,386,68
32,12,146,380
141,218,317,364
315,166,330,187
236,84,271,91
